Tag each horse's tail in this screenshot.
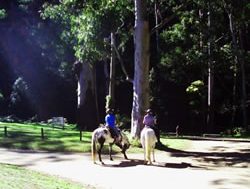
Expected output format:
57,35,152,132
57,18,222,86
91,131,97,163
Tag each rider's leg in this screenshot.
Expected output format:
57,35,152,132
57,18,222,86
151,126,161,144
108,127,116,138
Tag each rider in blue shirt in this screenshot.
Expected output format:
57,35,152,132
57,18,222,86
105,109,119,140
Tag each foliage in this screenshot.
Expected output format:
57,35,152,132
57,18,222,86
0,0,77,122
186,80,204,95
0,9,6,19
232,127,248,137
41,0,133,61
0,163,85,189
186,80,205,113
10,77,28,105
151,0,250,132
9,77,35,119
0,0,249,134
0,92,3,102
116,113,131,130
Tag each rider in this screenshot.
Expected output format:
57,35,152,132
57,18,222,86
105,108,120,142
143,109,161,144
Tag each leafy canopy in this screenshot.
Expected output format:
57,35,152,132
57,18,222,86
41,0,133,61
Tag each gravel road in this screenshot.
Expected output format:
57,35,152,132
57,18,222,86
0,140,249,189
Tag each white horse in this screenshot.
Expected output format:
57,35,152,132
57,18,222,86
91,126,130,164
140,126,157,165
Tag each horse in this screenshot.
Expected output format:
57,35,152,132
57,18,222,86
140,126,157,165
91,126,130,164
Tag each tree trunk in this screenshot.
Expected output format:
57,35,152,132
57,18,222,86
199,9,206,134
154,0,159,54
74,61,98,130
228,12,248,130
107,32,116,110
131,0,150,139
239,28,248,130
206,7,215,133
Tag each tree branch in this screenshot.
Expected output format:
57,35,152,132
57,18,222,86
112,44,133,83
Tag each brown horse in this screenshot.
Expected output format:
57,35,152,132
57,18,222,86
91,126,130,164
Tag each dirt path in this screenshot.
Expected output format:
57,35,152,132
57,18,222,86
0,140,250,189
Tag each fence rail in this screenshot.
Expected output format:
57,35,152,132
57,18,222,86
0,126,83,141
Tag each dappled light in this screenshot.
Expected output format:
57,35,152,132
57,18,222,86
0,1,250,189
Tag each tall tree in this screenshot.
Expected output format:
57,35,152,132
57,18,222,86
107,32,116,110
223,0,248,130
206,1,215,133
42,0,134,129
74,60,98,130
131,0,150,139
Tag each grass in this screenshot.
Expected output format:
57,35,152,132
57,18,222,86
0,163,88,189
0,122,190,153
0,122,92,152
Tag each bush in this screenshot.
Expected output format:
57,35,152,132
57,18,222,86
232,127,247,137
0,115,21,123
116,114,131,130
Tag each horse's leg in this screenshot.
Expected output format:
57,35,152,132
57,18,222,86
143,144,147,164
98,138,105,164
141,138,147,164
122,150,128,160
120,146,128,160
109,143,113,161
152,145,156,162
148,149,152,165
116,142,129,160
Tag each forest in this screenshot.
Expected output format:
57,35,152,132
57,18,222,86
0,0,249,137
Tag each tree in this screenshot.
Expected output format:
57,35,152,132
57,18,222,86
73,60,98,130
131,0,150,139
0,0,77,121
222,0,249,130
42,0,134,129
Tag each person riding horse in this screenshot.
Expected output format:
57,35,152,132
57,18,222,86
143,109,161,144
105,108,120,142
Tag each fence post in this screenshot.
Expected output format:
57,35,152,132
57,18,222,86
80,130,82,141
41,128,44,140
4,126,7,137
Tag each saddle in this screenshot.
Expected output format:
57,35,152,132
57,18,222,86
105,126,122,143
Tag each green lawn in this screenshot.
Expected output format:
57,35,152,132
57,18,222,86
0,122,92,152
0,163,88,189
0,122,190,153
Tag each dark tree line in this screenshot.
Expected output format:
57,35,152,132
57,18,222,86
0,0,249,134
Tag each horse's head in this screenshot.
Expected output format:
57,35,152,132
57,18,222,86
116,132,130,153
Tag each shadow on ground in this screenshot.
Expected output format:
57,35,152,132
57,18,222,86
96,157,204,169
156,142,250,168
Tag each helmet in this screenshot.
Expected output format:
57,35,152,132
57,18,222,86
146,109,152,113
